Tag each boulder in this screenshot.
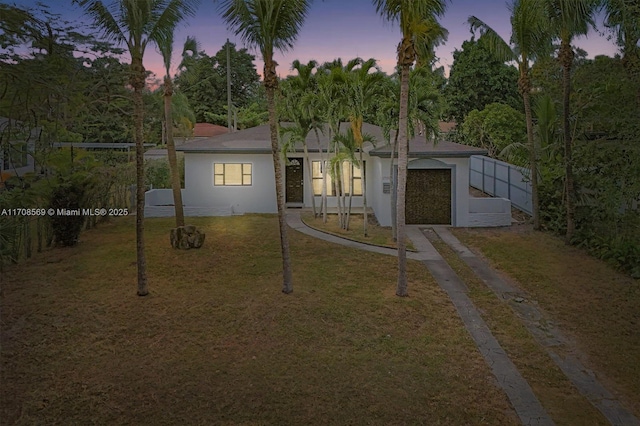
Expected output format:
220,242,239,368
170,225,206,250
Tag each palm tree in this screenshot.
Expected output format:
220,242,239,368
218,0,312,294
603,0,640,105
546,0,599,243
373,0,448,297
158,31,186,229
469,0,551,231
75,0,199,296
316,60,349,223
375,75,401,239
280,59,321,217
345,57,385,236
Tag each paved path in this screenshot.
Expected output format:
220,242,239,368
287,211,554,425
432,226,640,426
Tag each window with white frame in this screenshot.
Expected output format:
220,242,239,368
213,163,252,186
312,160,363,196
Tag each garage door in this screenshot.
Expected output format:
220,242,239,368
406,169,451,225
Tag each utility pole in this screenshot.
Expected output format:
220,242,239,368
226,38,232,133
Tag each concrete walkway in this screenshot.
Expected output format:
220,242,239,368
286,211,554,425
432,226,640,426
287,210,640,425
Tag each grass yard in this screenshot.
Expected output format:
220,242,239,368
1,215,517,425
301,211,414,250
452,226,640,418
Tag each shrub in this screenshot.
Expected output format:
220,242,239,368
48,179,86,247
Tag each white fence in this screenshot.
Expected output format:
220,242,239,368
470,155,532,215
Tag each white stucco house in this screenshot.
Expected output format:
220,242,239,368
145,122,511,227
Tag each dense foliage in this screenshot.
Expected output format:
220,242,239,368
443,39,521,124
530,54,640,276
175,40,263,126
461,102,526,159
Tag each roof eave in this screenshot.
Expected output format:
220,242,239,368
369,151,487,158
178,148,272,154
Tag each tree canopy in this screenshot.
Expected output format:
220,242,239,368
175,40,262,125
443,38,521,124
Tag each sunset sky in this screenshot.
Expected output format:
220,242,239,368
13,0,619,78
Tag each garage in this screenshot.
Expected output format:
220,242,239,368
405,169,452,225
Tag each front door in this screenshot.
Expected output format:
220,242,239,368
285,158,304,204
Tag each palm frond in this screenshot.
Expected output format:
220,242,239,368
74,0,126,46
413,16,448,64
279,124,306,153
178,35,200,74
510,0,552,61
468,15,516,63
499,142,529,167
217,0,311,58
147,0,199,53
546,0,599,41
158,29,174,75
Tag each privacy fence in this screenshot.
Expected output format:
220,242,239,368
469,155,532,215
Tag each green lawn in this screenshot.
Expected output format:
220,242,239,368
1,215,516,425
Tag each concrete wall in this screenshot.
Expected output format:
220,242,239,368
468,197,512,227
183,153,277,214
145,205,233,218
145,189,185,206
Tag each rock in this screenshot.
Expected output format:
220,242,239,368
179,234,190,250
170,228,179,249
192,231,205,248
170,225,206,250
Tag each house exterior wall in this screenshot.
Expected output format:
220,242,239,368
368,156,393,226
181,150,509,227
183,152,277,214
371,157,472,227
295,152,368,210
447,157,470,226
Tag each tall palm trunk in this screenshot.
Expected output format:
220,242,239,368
322,128,330,223
390,130,398,241
519,65,540,231
164,76,185,228
314,128,326,221
132,56,148,296
396,41,412,297
302,142,317,217
334,161,343,228
359,149,367,236
560,39,576,243
265,59,293,294
347,162,353,230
